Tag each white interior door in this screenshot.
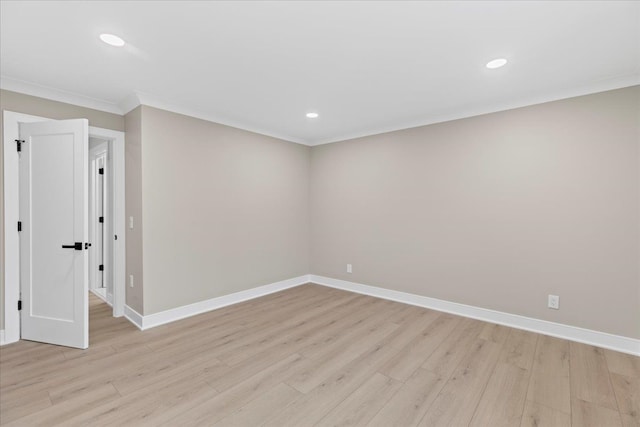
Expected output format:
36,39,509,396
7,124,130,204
19,119,89,349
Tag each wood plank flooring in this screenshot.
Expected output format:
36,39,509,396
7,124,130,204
1,284,638,426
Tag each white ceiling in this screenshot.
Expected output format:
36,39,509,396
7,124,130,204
1,1,639,145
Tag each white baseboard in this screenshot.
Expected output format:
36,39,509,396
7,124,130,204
0,329,5,346
123,275,311,331
117,272,639,356
90,289,113,306
124,305,144,330
310,275,640,356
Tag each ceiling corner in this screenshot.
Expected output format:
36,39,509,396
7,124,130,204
0,75,124,115
118,92,142,114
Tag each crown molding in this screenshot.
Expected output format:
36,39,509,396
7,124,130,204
0,77,309,145
0,75,123,115
307,73,640,146
125,91,311,146
3,73,637,147
117,91,142,114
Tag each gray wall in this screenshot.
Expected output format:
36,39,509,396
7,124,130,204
310,86,640,339
0,89,124,330
124,107,144,313
0,90,125,132
137,106,310,315
2,86,638,341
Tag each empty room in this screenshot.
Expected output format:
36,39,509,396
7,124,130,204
0,1,638,426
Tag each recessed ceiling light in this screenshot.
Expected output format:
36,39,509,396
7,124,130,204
99,33,125,47
486,58,507,69
306,112,319,119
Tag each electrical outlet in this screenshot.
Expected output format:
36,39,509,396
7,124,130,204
129,274,134,288
548,294,559,310
346,264,352,274
129,216,134,230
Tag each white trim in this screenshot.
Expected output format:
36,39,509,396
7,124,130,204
0,80,310,145
112,132,126,318
1,76,122,115
2,111,126,346
87,126,126,318
13,269,638,355
90,289,112,307
117,92,141,115
3,111,48,345
308,75,640,145
124,305,144,330
4,75,638,147
123,91,310,146
88,142,108,294
309,275,640,356
0,330,5,346
123,275,310,330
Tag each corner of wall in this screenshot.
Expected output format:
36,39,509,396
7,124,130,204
124,107,144,314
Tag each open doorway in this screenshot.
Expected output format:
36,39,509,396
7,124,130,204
89,137,111,305
2,111,126,347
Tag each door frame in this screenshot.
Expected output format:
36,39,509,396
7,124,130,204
88,140,109,298
2,110,126,345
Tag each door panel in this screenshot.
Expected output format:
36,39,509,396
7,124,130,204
19,119,89,349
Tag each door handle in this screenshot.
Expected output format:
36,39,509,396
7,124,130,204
62,242,83,250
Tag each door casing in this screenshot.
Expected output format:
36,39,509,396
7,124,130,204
89,140,109,298
2,110,126,345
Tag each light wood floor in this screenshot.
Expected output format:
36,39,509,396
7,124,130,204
1,284,638,426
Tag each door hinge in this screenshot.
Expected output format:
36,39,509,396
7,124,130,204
99,216,104,223
18,300,22,311
17,221,22,232
99,167,104,175
15,139,25,152
99,264,104,271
